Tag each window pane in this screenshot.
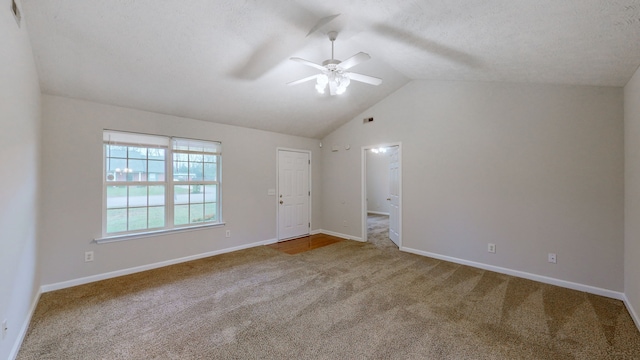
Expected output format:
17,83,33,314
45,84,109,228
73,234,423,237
148,160,165,181
174,161,189,181
107,157,127,171
204,163,216,181
107,145,127,158
174,205,189,225
203,154,216,163
148,148,165,160
106,158,127,181
204,203,217,222
128,159,146,181
106,208,127,233
128,208,147,231
128,146,147,159
190,204,204,223
148,186,165,206
106,186,127,209
174,185,189,204
190,184,204,203
128,186,148,207
148,206,165,229
189,153,203,162
190,163,203,181
204,185,217,202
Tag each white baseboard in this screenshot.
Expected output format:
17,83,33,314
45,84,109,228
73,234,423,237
41,238,277,293
310,229,364,242
400,246,624,301
623,294,640,331
10,288,41,360
367,211,389,216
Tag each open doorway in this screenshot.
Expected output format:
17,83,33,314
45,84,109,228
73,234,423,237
362,143,401,249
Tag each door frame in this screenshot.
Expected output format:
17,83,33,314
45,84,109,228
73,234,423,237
276,147,312,241
361,142,402,247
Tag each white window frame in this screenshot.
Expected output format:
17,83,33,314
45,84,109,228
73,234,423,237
170,137,222,229
98,130,223,243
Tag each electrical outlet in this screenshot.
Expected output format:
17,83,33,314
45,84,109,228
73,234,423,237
548,253,557,264
225,230,231,238
85,251,94,262
488,243,496,253
2,319,7,339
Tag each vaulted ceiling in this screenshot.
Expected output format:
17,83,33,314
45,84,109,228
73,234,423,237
21,0,640,138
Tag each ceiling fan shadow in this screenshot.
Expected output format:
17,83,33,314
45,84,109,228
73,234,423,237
230,10,341,80
231,38,295,80
373,23,483,68
306,14,341,37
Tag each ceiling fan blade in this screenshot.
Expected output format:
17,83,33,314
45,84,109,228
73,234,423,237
348,72,383,86
290,57,326,71
287,74,320,86
306,14,341,37
338,52,371,70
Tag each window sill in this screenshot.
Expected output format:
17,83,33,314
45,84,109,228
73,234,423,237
95,222,226,244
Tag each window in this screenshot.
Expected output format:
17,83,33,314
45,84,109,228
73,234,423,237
102,130,222,239
172,138,220,226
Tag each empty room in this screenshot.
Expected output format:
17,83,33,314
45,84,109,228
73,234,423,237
3,0,640,358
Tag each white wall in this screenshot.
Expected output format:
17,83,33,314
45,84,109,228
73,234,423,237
0,1,41,358
321,80,624,292
624,67,640,327
366,150,390,214
39,95,321,286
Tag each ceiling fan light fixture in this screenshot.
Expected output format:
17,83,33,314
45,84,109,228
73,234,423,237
336,74,350,94
317,71,350,95
316,74,328,94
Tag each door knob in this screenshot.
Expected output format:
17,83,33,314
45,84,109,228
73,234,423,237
280,200,283,204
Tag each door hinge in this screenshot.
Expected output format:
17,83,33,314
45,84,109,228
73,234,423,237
308,160,310,165
308,191,310,196
309,222,311,228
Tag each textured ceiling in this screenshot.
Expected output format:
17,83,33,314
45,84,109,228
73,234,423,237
21,0,640,138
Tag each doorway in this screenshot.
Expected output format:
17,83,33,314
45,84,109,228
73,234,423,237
362,143,401,249
277,149,311,241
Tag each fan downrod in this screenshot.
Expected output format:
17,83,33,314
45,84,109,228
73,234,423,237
327,31,338,61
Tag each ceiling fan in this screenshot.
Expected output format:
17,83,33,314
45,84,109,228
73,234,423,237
287,31,382,96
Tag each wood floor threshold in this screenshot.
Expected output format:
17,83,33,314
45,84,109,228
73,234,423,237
266,233,344,254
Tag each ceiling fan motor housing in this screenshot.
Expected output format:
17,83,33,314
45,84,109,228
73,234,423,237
323,59,342,68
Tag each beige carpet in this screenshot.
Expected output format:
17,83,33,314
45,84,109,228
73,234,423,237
17,221,640,359
367,213,398,250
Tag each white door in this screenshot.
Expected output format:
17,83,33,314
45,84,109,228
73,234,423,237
278,150,310,240
388,146,400,246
